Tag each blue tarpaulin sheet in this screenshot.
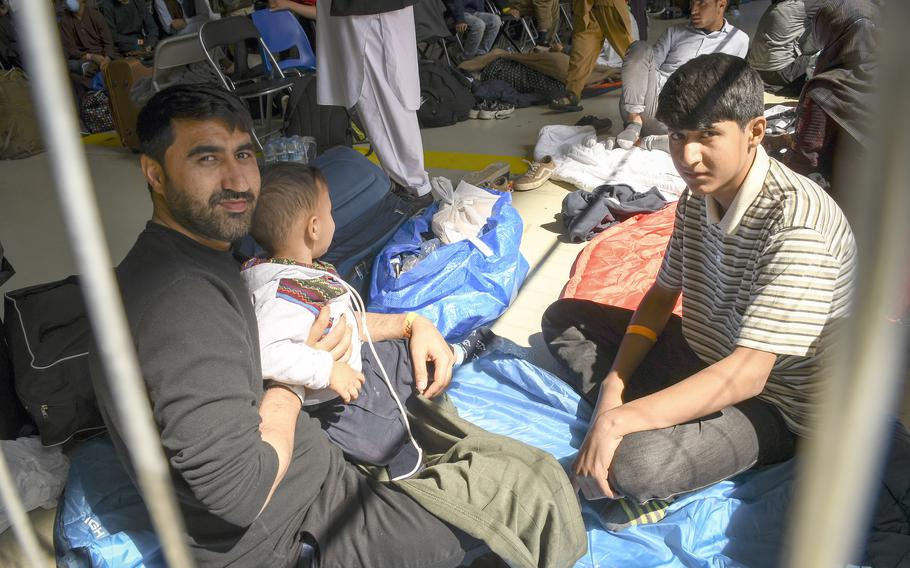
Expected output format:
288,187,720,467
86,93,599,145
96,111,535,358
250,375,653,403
55,355,804,568
447,354,796,568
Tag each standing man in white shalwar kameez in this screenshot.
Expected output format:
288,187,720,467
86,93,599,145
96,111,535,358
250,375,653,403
317,0,431,197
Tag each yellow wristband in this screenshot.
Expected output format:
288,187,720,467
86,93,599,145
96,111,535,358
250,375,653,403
403,311,419,339
626,324,658,342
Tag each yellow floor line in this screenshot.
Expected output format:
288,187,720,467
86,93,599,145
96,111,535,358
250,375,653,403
82,131,124,148
354,146,528,174
83,134,527,174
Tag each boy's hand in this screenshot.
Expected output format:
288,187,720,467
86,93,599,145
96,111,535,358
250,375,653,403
308,308,353,362
329,361,365,403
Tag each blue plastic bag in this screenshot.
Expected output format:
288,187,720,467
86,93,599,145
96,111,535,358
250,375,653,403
368,191,529,340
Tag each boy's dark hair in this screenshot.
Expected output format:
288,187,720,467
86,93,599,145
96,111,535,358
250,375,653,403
656,53,764,131
137,84,254,164
252,162,328,255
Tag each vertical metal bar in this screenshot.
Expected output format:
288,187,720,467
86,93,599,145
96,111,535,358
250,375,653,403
14,3,195,567
0,445,48,566
785,2,910,566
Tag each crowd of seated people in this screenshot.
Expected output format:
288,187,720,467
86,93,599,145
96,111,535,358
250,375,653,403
2,0,874,212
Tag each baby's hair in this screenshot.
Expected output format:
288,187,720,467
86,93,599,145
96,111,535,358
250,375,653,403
252,162,328,254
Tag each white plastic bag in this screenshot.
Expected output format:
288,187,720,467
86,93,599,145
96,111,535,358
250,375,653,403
431,178,500,247
0,436,70,533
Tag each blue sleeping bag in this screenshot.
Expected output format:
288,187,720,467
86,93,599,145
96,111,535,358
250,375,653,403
368,192,529,340
447,354,797,568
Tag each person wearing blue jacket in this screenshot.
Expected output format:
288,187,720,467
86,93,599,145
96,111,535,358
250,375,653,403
446,0,501,59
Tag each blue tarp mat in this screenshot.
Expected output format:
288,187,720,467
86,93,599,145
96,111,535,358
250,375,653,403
54,435,163,568
447,354,796,568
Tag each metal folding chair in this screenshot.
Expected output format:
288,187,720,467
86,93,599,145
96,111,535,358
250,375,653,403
199,16,296,146
151,32,208,92
485,0,536,52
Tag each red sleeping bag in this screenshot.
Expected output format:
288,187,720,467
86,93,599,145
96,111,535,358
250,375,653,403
561,202,682,316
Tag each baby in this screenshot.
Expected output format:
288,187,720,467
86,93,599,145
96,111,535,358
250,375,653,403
243,162,482,480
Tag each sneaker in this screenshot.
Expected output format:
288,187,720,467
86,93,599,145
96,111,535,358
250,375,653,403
513,156,556,191
477,100,515,120
454,327,502,364
462,161,510,187
598,497,672,532
468,102,483,119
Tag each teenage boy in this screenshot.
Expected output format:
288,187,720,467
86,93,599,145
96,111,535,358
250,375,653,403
542,53,856,529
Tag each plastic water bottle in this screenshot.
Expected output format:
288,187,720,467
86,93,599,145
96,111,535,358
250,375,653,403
300,135,317,164
274,138,288,162
263,141,277,165
288,135,303,163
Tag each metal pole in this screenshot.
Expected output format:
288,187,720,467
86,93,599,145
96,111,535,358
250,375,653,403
0,445,48,566
785,2,910,566
15,3,195,567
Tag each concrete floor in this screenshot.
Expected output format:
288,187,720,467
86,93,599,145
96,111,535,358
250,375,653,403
2,1,909,564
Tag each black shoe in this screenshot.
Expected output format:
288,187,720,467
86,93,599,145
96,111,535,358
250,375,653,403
575,115,613,133
391,182,434,210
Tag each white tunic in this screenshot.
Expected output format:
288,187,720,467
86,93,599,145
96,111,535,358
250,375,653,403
316,0,421,111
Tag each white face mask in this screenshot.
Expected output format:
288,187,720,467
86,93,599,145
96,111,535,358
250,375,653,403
64,0,81,12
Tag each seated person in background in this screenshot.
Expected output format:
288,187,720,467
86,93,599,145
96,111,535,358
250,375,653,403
543,53,855,530
268,0,316,20
0,0,21,69
747,0,813,92
446,0,501,60
784,0,878,196
503,0,560,49
241,162,485,480
614,0,749,149
154,0,219,36
59,0,118,77
99,0,158,56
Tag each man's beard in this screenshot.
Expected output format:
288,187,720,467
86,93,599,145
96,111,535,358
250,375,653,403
164,176,255,244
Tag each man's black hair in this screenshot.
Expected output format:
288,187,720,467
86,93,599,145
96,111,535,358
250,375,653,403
656,53,764,131
137,84,255,163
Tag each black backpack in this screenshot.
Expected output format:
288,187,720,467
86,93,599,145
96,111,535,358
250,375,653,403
0,241,32,440
283,75,354,154
417,60,474,128
3,276,105,446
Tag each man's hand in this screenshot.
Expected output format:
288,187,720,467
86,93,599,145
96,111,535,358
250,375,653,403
329,361,365,403
455,21,468,33
171,18,187,31
307,308,354,362
505,7,520,18
571,415,624,500
408,315,454,398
